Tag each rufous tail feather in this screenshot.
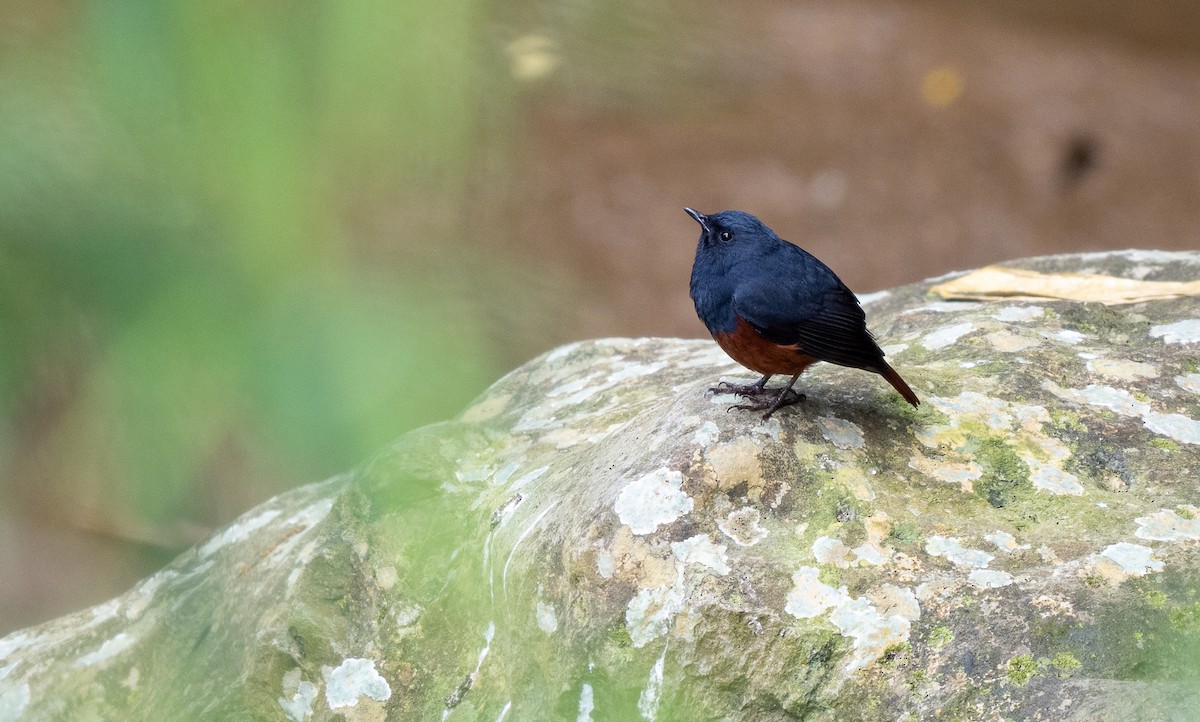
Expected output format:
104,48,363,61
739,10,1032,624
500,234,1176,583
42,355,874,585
878,363,919,408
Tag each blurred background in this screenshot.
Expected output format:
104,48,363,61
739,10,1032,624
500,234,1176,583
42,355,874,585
1,0,1198,635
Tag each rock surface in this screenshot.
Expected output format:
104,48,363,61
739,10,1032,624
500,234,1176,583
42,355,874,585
3,250,1200,721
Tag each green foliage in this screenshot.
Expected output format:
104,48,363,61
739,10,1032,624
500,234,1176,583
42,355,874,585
0,1,504,540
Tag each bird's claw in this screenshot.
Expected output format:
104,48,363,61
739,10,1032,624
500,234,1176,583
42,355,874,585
709,380,771,398
726,391,806,420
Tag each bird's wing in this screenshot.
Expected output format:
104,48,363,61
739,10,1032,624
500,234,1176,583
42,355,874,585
732,280,885,369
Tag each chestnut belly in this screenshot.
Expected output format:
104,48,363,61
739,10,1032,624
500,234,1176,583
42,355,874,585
713,317,817,376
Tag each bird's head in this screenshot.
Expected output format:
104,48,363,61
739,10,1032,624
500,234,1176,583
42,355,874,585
684,208,775,248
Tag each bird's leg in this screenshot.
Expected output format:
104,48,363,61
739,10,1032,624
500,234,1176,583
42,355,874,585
710,374,772,398
728,373,805,419
762,373,805,419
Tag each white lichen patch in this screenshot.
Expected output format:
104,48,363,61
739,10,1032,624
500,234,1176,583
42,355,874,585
671,535,731,575
395,602,422,628
198,508,281,559
922,393,1083,495
1086,358,1159,381
121,667,139,691
852,543,888,566
692,421,720,447
595,548,616,578
968,569,1014,588
814,530,889,568
322,658,391,709
82,599,121,630
817,416,864,450
925,536,993,569
638,648,666,721
813,537,852,567
921,322,975,350
0,682,30,722
908,452,982,492
718,507,768,547
676,344,743,370
1045,381,1200,445
828,597,913,672
1042,329,1086,345
1135,506,1200,541
264,498,335,568
279,668,318,722
536,601,559,634
577,683,595,722
1150,319,1200,344
1078,249,1200,265
1027,459,1084,496
985,530,1030,553
74,632,136,668
492,460,521,487
785,567,849,618
1177,374,1200,395
1045,382,1145,417
614,469,693,535
993,305,1045,322
511,353,644,434
125,572,174,620
459,392,511,423
510,466,550,490
503,502,559,592
608,361,668,384
0,632,33,661
858,513,894,566
868,584,921,621
1099,542,1163,576
786,569,917,672
1143,412,1200,445
625,567,686,648
907,301,982,314
925,392,1011,431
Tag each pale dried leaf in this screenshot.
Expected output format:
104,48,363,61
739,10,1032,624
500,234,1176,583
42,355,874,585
930,266,1200,305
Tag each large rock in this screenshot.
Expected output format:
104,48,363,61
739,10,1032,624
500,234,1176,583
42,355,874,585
3,251,1200,721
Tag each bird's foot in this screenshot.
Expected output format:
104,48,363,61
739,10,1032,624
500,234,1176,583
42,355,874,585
709,380,771,398
728,390,806,420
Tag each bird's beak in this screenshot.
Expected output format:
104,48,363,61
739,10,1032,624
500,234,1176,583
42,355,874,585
684,207,710,233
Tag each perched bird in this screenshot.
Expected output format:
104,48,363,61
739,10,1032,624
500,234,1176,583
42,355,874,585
686,208,918,418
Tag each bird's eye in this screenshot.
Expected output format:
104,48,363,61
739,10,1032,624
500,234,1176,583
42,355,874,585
719,231,733,241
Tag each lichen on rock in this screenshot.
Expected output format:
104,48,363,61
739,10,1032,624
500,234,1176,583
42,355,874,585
3,251,1200,720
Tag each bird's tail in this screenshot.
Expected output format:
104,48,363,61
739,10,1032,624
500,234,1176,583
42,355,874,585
877,362,919,408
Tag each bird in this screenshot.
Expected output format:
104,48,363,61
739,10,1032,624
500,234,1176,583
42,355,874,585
686,208,919,419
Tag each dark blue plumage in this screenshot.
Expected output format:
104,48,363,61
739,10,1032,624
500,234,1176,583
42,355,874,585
686,208,918,417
